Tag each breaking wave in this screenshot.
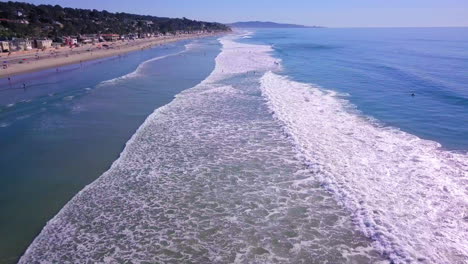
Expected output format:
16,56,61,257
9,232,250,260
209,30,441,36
19,32,467,264
260,71,468,263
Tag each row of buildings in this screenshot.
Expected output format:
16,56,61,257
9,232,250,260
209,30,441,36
60,33,165,47
0,30,210,53
0,38,52,52
0,34,131,52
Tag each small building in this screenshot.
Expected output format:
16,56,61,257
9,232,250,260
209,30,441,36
127,33,138,40
35,39,52,49
10,38,32,51
79,34,99,44
0,41,9,52
138,33,153,38
80,38,92,44
63,37,78,47
101,34,120,42
51,42,62,49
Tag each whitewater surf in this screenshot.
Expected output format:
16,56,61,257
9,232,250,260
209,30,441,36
20,32,467,264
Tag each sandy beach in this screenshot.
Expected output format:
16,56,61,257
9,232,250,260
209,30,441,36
0,32,221,78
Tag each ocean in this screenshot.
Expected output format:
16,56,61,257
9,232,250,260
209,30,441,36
1,28,467,263
0,37,220,263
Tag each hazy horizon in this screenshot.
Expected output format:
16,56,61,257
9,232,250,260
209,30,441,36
7,0,468,28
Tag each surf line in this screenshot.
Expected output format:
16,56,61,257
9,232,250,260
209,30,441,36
99,43,193,85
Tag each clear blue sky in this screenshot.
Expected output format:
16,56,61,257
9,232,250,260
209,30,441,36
12,0,468,27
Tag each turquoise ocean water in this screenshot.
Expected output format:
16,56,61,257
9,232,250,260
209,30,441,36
0,37,220,263
243,28,468,151
1,28,467,263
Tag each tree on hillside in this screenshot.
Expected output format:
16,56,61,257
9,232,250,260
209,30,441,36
0,1,230,39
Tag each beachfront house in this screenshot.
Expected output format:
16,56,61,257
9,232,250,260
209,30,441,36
9,38,32,51
127,33,138,40
78,34,99,44
63,37,78,47
101,34,120,42
138,33,150,38
35,39,52,49
51,42,61,49
0,41,9,52
80,38,92,44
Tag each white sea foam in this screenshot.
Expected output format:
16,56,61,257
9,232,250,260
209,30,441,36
261,71,468,263
184,42,202,51
20,33,385,263
20,32,467,264
212,38,468,262
201,34,278,83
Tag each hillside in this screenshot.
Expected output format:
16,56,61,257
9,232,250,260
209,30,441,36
229,21,319,28
0,1,230,39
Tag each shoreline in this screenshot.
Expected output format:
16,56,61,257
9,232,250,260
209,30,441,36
0,32,224,78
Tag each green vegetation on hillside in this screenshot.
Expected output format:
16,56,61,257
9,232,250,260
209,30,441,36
0,1,230,39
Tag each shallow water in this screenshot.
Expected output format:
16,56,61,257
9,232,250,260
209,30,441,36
20,35,386,263
4,29,468,264
0,37,219,263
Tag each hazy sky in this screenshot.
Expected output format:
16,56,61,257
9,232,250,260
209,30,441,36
14,0,468,27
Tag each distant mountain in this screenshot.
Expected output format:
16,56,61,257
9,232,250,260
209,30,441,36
228,21,319,28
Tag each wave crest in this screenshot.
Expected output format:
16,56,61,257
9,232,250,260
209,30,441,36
261,71,468,263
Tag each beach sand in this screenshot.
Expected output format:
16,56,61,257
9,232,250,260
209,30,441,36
0,33,221,78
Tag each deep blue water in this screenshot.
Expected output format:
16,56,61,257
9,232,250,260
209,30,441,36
243,27,468,151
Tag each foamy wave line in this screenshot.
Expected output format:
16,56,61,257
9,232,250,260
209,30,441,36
20,35,236,262
21,32,467,263
100,43,192,85
260,71,468,263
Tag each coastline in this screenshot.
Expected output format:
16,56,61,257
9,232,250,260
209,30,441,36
0,32,224,78
0,35,223,264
